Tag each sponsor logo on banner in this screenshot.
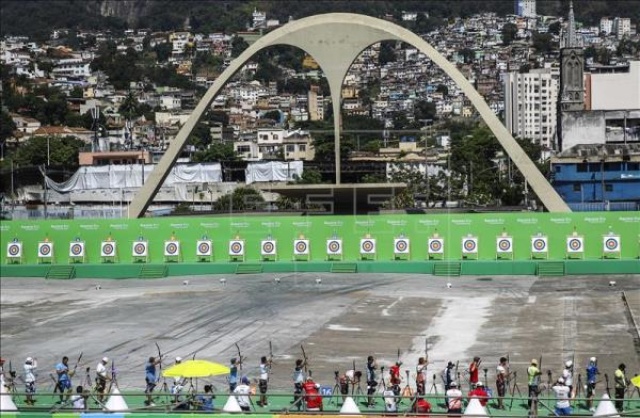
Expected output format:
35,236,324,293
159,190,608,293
428,238,444,254
418,219,440,226
452,219,472,226
169,223,189,229
360,239,376,254
584,217,606,224
69,242,85,257
516,218,538,225
531,237,548,253
294,240,309,255
323,221,344,227
199,222,219,229
109,224,128,230
327,239,342,255
566,237,583,253
79,224,99,230
0,225,10,232
550,217,571,224
619,216,640,223
603,236,620,252
484,218,505,225
133,241,148,256
164,241,180,256
462,237,478,254
101,242,116,257
355,220,375,227
292,222,312,228
140,223,159,230
261,240,277,256
386,220,407,226
261,222,281,228
21,225,40,231
38,242,53,257
394,238,410,254
229,240,244,255
230,222,250,228
7,242,22,257
51,225,69,231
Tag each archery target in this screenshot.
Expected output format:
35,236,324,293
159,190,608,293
164,241,180,256
132,241,148,257
462,237,478,254
100,241,116,257
603,236,620,252
566,236,584,253
7,242,22,258
360,239,376,254
196,240,212,256
261,240,277,256
294,239,309,255
326,239,342,255
531,237,548,253
428,238,444,254
69,242,85,257
496,237,513,253
394,238,410,254
38,242,53,258
229,240,245,256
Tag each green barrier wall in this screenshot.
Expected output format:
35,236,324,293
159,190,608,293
1,212,639,266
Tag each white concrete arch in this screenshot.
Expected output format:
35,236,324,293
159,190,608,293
128,13,570,217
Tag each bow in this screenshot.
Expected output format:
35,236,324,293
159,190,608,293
155,342,164,385
300,344,308,374
267,341,273,382
71,351,83,377
235,343,244,374
425,337,429,364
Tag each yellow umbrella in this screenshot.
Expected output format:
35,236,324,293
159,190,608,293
163,359,230,378
632,375,640,388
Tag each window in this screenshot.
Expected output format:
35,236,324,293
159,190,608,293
605,184,613,192
576,164,587,173
299,145,306,152
573,183,581,192
286,145,295,153
604,162,621,171
627,162,639,171
554,166,562,173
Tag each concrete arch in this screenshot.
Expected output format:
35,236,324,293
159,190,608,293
128,13,570,217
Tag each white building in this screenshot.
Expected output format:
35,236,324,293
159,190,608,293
504,68,559,149
590,61,640,111
613,18,632,39
515,0,536,18
600,17,614,35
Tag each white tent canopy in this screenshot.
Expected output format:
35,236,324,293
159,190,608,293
45,163,223,193
245,161,303,184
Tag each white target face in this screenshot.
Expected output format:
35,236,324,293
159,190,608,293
496,237,513,253
132,241,148,257
229,240,245,256
164,241,180,256
196,240,212,256
261,240,277,256
38,242,53,258
394,238,410,254
428,238,444,254
603,236,620,252
566,237,583,253
7,242,22,258
294,239,309,255
326,239,342,255
69,242,85,257
360,239,376,254
531,237,548,253
462,237,478,254
101,241,117,257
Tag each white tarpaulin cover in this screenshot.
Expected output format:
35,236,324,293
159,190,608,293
245,161,303,184
45,163,223,192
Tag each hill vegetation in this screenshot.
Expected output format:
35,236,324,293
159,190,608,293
2,0,639,39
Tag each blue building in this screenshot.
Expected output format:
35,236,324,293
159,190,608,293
551,144,640,211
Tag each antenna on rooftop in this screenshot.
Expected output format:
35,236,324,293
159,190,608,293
91,104,100,152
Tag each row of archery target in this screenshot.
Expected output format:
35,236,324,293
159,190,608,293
5,234,623,260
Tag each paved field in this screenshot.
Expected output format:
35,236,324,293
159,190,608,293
1,273,639,399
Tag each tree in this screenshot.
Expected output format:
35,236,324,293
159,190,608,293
154,42,172,63
548,21,561,35
501,23,518,46
192,143,237,162
0,110,16,144
293,167,323,184
378,41,396,65
231,36,249,58
214,187,265,211
415,100,437,122
532,31,554,54
13,136,84,168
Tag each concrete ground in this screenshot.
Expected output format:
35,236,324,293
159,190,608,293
1,273,639,399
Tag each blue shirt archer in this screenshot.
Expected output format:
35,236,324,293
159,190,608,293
586,364,598,384
145,361,157,383
56,362,70,383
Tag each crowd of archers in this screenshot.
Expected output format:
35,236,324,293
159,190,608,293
0,353,635,415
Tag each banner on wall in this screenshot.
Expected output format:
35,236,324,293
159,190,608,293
294,239,309,255
360,238,376,255
196,240,212,257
